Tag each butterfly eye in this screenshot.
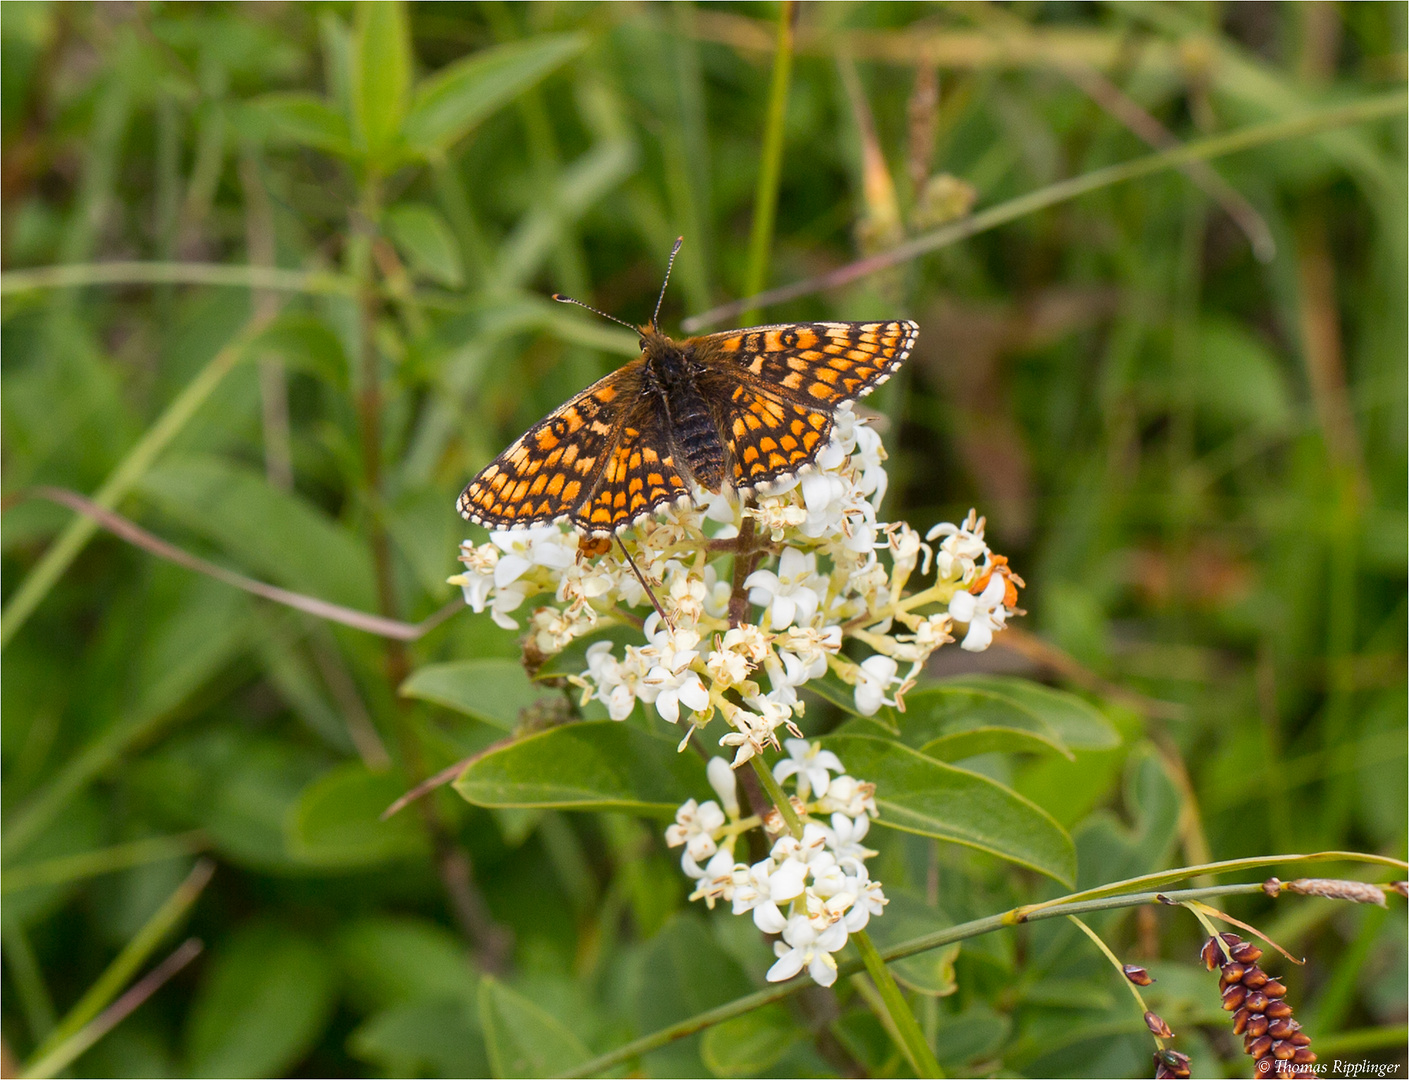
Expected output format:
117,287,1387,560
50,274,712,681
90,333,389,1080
639,337,647,350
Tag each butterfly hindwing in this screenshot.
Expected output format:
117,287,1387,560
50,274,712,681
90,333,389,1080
457,361,646,530
570,398,692,535
697,372,833,491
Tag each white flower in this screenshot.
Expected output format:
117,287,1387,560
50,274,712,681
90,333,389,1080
581,642,651,721
826,812,878,866
645,667,710,724
948,571,1009,651
665,798,726,863
854,654,900,716
745,497,807,541
774,625,842,681
842,872,888,932
815,775,878,819
773,739,845,799
745,547,824,630
928,509,988,582
707,756,740,818
767,914,848,987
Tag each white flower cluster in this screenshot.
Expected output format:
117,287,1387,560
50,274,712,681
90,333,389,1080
666,741,887,987
449,403,1022,764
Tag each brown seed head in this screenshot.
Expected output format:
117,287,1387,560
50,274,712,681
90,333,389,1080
1230,940,1263,963
1246,1013,1269,1038
1144,1011,1174,1038
1265,999,1293,1020
1220,961,1247,986
1201,936,1224,970
1124,963,1154,986
1153,1049,1191,1079
1222,983,1248,1010
1246,1034,1273,1058
1242,966,1269,989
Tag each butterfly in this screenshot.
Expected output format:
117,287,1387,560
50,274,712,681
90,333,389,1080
457,240,918,538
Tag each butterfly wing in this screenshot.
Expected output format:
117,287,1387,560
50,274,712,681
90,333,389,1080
569,397,693,536
699,376,835,491
692,320,917,491
458,361,647,530
695,320,918,408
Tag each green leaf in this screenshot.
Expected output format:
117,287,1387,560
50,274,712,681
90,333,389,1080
185,923,336,1077
920,727,1070,762
883,685,1068,753
137,454,377,611
349,999,488,1078
336,915,478,1012
819,735,1077,884
633,914,755,1076
352,0,411,158
286,762,429,868
478,975,590,1078
861,891,959,996
386,202,464,287
403,34,586,157
453,721,707,815
931,1004,1012,1069
252,92,353,156
700,1004,803,1077
938,676,1120,751
400,658,545,731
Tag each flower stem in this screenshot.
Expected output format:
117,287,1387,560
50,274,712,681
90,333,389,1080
853,928,945,1078
1067,915,1162,1047
750,754,803,839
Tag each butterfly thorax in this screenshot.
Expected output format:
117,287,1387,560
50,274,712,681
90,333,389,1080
640,328,727,492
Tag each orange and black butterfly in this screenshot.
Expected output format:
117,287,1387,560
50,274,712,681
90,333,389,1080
457,240,918,537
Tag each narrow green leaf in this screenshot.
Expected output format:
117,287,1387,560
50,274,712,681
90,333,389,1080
352,1,411,157
286,763,429,868
403,34,586,156
185,924,336,1078
453,721,706,815
386,202,464,287
252,93,353,156
478,975,590,1079
399,658,546,730
820,735,1077,884
939,676,1120,750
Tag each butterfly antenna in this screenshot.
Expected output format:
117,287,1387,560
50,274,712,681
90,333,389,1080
552,293,639,333
616,536,675,632
652,236,684,331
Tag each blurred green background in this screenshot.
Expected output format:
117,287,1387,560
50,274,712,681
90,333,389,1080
1,2,1404,1077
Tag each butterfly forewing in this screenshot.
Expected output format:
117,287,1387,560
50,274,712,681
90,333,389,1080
695,320,918,409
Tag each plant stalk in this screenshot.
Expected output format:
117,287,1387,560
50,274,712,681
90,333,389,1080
853,928,944,1077
739,0,796,326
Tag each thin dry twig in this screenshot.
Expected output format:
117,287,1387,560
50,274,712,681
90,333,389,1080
15,487,462,641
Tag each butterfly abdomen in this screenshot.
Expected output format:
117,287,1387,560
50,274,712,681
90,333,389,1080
644,336,727,492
